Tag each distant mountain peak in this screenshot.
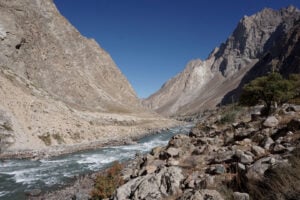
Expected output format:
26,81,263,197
144,6,300,116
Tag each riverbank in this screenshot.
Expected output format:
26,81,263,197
0,125,192,200
0,120,183,160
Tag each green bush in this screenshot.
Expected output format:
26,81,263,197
38,133,51,146
91,161,124,200
219,111,237,124
240,73,299,115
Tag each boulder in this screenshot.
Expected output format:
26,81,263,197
168,134,191,148
166,147,180,157
251,145,265,157
240,153,253,164
200,189,224,200
246,157,273,181
263,116,279,128
206,164,226,175
233,192,250,200
114,167,184,200
24,189,42,197
262,137,274,150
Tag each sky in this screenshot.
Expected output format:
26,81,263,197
53,0,300,98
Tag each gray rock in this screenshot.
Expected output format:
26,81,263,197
24,189,42,196
200,189,224,200
251,145,265,157
246,157,272,181
237,163,246,171
166,147,180,157
73,192,89,200
233,192,250,200
263,116,279,128
114,167,184,200
179,189,203,200
263,137,274,150
207,164,226,175
240,153,253,164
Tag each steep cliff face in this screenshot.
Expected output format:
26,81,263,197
0,0,175,155
144,6,300,116
0,0,140,113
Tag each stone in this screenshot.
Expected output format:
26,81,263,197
151,146,164,158
74,192,90,200
246,157,272,181
168,134,191,148
263,137,274,150
240,153,253,164
237,163,246,171
207,164,226,175
272,144,286,153
200,189,224,200
24,189,42,196
179,189,203,200
167,158,180,166
166,147,180,157
263,116,279,128
233,192,250,200
144,165,157,174
114,167,184,200
251,145,265,157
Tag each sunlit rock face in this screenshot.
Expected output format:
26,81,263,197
144,6,300,116
0,0,174,155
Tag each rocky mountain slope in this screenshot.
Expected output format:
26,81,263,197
143,6,300,116
0,0,175,157
112,104,300,200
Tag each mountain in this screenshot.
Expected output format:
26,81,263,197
0,0,174,157
143,6,300,116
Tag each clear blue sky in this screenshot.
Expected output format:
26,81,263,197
53,0,300,98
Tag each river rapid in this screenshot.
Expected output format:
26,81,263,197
0,125,192,200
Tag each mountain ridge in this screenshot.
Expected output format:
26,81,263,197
0,0,176,156
143,6,300,116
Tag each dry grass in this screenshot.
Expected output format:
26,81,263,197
246,148,300,200
91,161,124,200
38,133,51,146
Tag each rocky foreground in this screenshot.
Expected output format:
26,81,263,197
28,104,300,200
113,104,300,200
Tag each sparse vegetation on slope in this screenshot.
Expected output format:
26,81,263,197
91,161,124,200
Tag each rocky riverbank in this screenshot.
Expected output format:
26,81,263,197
26,104,300,200
0,122,180,160
112,104,300,200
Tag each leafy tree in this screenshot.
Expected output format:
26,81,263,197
289,74,300,97
239,73,296,115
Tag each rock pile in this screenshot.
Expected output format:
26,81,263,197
113,104,300,200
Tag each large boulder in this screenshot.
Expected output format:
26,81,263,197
263,116,279,128
114,166,184,200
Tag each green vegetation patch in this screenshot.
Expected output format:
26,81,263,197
52,133,65,144
38,133,51,146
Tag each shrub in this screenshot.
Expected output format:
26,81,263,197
219,111,237,124
38,133,51,146
91,161,124,200
247,149,300,199
52,133,65,144
239,73,297,116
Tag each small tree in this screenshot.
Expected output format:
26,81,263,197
239,73,296,115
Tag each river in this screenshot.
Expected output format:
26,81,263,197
0,125,192,200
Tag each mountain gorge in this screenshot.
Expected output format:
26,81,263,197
0,0,175,157
143,6,300,116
